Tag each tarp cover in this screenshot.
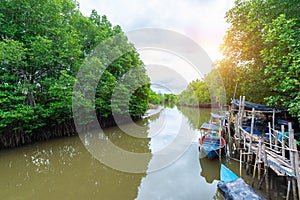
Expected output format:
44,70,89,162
232,99,282,112
217,178,266,200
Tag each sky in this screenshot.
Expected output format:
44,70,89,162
76,0,235,94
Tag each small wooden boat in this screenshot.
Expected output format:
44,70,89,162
200,122,220,131
218,164,266,200
198,130,226,159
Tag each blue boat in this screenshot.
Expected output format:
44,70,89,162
198,131,226,159
220,164,238,182
218,164,266,200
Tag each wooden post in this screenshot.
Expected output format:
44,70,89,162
281,125,285,158
251,148,259,187
238,96,242,115
268,122,272,148
240,149,243,177
227,115,232,157
293,139,300,200
249,108,255,145
219,129,222,162
258,137,262,181
272,108,277,151
287,179,291,200
240,96,246,137
247,108,255,174
237,96,242,140
272,108,275,135
235,115,240,153
263,148,271,199
241,96,246,118
288,123,297,200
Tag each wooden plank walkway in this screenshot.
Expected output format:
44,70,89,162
227,96,300,199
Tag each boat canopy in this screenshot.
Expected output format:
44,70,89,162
218,178,266,200
232,99,283,112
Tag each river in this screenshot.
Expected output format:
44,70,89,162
0,106,285,199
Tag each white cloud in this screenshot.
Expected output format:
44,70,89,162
76,0,235,93
77,0,234,60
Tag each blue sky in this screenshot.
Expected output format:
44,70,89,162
76,0,235,93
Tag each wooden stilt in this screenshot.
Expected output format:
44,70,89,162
258,137,262,181
247,108,255,174
288,123,297,200
251,148,259,187
219,131,222,162
287,179,291,200
240,149,243,177
268,122,272,148
293,139,300,200
258,171,266,190
281,125,285,158
264,148,271,199
227,115,232,157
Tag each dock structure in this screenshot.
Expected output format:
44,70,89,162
225,96,300,200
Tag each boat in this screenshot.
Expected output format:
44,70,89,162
217,164,266,200
198,130,226,159
200,122,220,131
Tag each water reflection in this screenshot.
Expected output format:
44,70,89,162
1,106,225,200
199,157,221,184
136,107,219,200
177,106,211,129
0,137,145,200
136,142,219,200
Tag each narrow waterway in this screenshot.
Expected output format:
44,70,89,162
0,106,285,199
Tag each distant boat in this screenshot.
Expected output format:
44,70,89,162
198,130,226,159
218,164,266,200
200,122,220,131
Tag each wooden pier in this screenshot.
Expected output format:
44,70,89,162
225,96,300,200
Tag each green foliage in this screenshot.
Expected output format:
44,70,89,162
217,0,300,104
178,68,226,107
0,0,150,136
148,90,161,105
261,14,300,120
164,94,178,104
216,0,300,122
178,79,210,106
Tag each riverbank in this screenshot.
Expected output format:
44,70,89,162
0,114,143,150
142,105,163,118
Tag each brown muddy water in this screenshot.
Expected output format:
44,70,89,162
0,106,286,199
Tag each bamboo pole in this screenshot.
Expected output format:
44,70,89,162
268,122,272,148
272,108,275,136
287,179,291,200
293,139,300,200
251,148,259,187
258,170,266,190
241,96,246,119
272,108,278,151
258,137,262,181
288,123,297,200
263,147,271,199
281,125,285,158
219,128,222,162
247,108,255,174
237,96,242,141
240,149,243,177
227,115,232,157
